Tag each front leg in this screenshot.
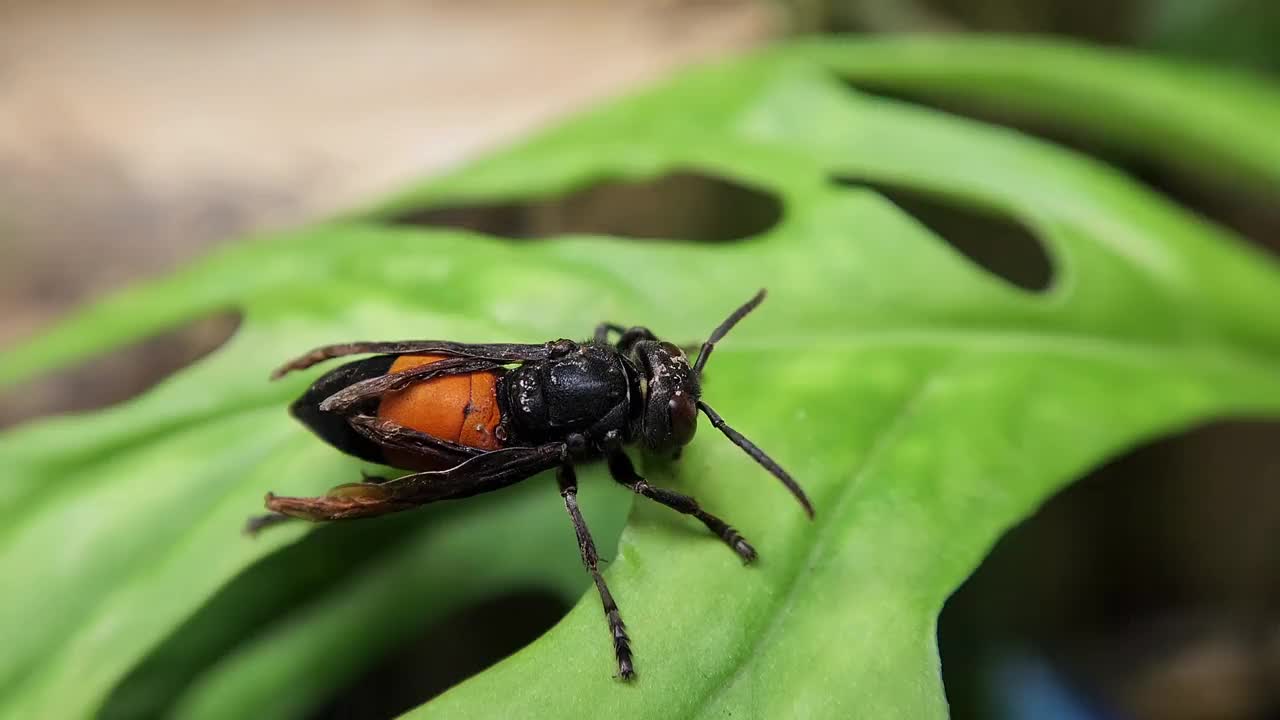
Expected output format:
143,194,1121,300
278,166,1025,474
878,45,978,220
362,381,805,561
557,463,635,680
607,450,756,563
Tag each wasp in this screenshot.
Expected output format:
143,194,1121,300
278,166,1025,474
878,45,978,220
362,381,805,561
249,290,812,679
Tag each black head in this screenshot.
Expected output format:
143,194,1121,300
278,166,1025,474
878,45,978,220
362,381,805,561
631,339,701,455
628,289,814,517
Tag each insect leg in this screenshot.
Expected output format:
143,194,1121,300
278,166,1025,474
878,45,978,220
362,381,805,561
607,450,756,563
243,512,295,536
557,463,635,681
593,322,626,344
615,327,656,354
592,322,656,351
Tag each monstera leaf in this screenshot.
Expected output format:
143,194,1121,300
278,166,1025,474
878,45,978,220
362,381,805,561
3,36,1280,720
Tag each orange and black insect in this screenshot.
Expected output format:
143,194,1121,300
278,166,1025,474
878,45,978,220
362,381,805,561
248,290,813,680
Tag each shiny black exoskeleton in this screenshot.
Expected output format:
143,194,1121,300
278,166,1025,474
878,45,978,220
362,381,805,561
499,334,706,460
250,290,813,681
499,340,640,449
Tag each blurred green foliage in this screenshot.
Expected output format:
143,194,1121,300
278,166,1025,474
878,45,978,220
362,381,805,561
814,0,1280,74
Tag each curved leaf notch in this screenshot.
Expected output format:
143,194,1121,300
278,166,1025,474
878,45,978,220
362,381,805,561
2,37,1280,720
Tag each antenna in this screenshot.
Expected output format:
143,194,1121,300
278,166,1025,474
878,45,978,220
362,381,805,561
691,290,813,517
698,400,814,517
693,289,766,375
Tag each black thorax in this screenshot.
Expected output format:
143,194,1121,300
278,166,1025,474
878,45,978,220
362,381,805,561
497,341,642,451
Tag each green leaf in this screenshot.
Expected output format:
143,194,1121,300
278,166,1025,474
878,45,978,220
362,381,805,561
3,36,1280,720
793,34,1280,191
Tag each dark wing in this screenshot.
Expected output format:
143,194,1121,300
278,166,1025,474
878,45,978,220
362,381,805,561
316,356,505,413
272,340,553,379
264,443,567,521
346,413,485,461
376,443,567,502
288,357,492,467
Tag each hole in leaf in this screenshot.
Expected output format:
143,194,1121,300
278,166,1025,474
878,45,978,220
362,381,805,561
1126,162,1280,263
382,170,783,243
0,310,241,430
311,589,571,720
104,496,593,720
838,179,1054,292
939,419,1280,720
825,4,1146,44
845,84,1280,262
100,513,431,720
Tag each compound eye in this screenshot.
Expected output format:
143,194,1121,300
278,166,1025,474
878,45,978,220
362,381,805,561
668,394,698,446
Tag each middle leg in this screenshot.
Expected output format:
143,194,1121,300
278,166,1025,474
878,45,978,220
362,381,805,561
557,463,635,680
607,450,756,563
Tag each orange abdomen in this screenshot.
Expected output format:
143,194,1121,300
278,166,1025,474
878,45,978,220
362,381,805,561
377,355,504,454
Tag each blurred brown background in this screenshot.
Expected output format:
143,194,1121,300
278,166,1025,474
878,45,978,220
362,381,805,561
0,0,777,424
